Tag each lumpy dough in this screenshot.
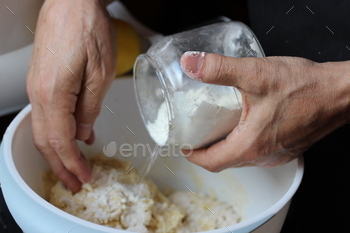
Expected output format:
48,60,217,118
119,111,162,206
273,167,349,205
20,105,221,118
44,155,241,233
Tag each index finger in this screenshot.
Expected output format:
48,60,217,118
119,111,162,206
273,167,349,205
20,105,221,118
40,67,91,184
45,109,91,184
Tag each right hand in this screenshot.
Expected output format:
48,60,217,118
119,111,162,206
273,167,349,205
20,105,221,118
27,0,116,192
180,51,350,171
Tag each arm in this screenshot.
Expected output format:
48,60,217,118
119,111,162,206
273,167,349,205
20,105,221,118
27,0,116,191
180,51,350,170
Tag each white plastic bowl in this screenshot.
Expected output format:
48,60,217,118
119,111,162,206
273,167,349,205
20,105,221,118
0,78,303,233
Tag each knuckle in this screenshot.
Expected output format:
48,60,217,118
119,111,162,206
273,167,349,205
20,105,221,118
33,137,47,153
40,2,59,23
64,161,79,174
245,57,278,94
214,55,226,83
63,156,87,178
237,142,266,166
203,55,226,84
201,158,223,173
87,51,116,84
79,104,101,119
47,137,82,174
47,137,65,153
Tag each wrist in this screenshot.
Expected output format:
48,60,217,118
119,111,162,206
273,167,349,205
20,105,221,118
341,63,350,123
321,61,350,124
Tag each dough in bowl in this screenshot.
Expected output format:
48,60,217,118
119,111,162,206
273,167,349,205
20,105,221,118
44,155,241,233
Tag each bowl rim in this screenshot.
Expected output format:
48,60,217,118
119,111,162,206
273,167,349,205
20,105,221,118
1,104,304,232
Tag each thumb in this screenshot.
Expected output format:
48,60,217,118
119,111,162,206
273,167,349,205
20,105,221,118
180,51,261,88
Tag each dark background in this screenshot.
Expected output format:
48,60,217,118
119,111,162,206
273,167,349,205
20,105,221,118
2,0,350,232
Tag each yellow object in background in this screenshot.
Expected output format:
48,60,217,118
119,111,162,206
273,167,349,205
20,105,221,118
114,19,142,77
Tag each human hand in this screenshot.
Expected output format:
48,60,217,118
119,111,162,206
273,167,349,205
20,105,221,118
27,0,116,192
180,51,350,171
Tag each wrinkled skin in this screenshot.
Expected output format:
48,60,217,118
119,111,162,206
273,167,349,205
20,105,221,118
27,0,350,191
180,51,350,171
27,0,116,192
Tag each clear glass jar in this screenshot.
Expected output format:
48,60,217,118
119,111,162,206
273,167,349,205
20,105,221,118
133,21,264,149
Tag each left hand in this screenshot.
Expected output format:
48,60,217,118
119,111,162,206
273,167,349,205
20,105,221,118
180,51,350,171
27,0,116,192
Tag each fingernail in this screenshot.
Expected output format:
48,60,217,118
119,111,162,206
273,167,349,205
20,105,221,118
81,174,91,184
68,183,82,193
80,170,92,184
76,123,92,141
181,51,205,80
85,130,95,145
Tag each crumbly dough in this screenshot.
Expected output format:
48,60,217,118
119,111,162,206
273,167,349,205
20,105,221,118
44,155,241,232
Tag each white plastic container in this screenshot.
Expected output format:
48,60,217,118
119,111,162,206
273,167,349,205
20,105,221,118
0,78,303,233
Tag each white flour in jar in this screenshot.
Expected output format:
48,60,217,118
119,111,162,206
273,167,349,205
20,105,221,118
146,102,169,146
146,85,242,148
